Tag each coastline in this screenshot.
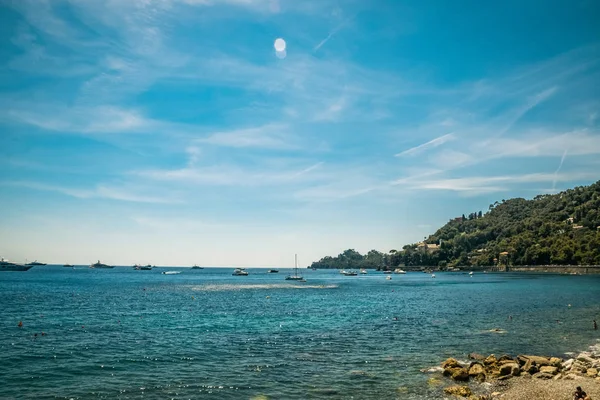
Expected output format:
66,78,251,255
430,341,600,399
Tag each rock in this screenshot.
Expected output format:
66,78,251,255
571,361,588,374
522,359,538,374
427,377,442,386
452,368,470,382
469,353,486,361
539,366,558,375
498,374,513,381
444,385,472,397
444,367,463,377
442,358,462,369
520,355,553,367
521,372,531,379
549,357,562,367
576,353,595,365
562,358,574,370
499,362,520,376
491,392,502,397
498,355,513,362
552,373,562,380
563,373,582,380
475,373,486,383
484,354,497,366
532,372,554,379
468,363,485,376
596,376,600,382
586,367,598,377
516,355,528,366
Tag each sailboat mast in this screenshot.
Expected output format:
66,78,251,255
294,253,298,275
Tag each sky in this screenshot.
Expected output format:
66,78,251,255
0,0,599,267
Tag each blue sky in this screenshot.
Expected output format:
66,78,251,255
1,0,599,267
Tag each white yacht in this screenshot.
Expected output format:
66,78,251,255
360,269,368,274
232,268,249,276
394,268,406,274
0,258,32,272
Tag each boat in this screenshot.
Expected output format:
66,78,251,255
162,270,180,275
63,264,74,268
0,258,33,272
394,268,406,274
90,260,114,269
386,275,392,280
25,260,47,266
268,269,279,273
382,270,393,274
343,270,358,276
431,274,436,278
140,265,153,270
360,269,368,274
232,268,249,276
285,254,305,281
133,264,141,270
191,265,203,269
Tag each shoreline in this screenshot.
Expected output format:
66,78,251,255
431,341,600,399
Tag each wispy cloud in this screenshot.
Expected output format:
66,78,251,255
402,171,599,195
395,133,455,157
195,124,296,149
314,16,354,52
4,105,158,134
552,148,569,191
1,181,180,204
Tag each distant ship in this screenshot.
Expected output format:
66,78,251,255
90,260,114,269
1,258,33,272
133,264,153,270
192,265,204,269
268,269,279,273
63,264,74,268
285,254,305,281
26,260,47,266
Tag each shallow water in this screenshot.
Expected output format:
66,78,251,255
1,267,600,399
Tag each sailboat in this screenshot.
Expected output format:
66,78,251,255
285,254,305,282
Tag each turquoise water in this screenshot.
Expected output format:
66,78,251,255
1,268,600,399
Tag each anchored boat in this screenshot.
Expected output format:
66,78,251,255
0,258,32,272
285,254,305,281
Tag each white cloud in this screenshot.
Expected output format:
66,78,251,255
1,181,180,204
5,105,156,134
195,124,296,149
395,133,455,157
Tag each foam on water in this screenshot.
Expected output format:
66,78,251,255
190,283,338,291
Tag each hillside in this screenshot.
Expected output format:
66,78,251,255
310,180,600,269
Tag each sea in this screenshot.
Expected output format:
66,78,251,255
1,267,600,399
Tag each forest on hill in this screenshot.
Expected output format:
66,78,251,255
310,180,600,269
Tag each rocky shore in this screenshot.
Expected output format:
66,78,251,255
429,344,600,399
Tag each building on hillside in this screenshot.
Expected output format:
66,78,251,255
417,242,440,252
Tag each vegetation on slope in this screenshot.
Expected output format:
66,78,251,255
310,180,600,269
